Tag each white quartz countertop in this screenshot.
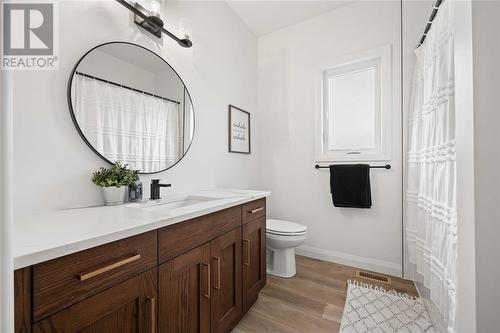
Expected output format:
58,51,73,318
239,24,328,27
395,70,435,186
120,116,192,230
13,189,271,269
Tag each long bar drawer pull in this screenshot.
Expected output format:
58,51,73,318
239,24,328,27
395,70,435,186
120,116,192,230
248,207,264,214
147,297,156,333
214,257,221,290
201,263,211,299
77,254,141,281
243,240,250,266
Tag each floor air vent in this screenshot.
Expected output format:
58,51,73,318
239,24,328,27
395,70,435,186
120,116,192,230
356,270,392,284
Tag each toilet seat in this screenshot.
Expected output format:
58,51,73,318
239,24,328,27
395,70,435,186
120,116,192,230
266,229,307,236
266,219,307,236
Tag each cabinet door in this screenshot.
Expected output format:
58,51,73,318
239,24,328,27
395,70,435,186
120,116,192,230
210,229,242,333
33,269,157,333
159,243,211,333
242,217,266,312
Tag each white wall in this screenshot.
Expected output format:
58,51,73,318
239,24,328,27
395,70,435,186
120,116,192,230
453,2,477,331
12,0,260,212
258,1,403,275
452,1,500,332
452,0,500,331
470,1,500,331
0,68,15,333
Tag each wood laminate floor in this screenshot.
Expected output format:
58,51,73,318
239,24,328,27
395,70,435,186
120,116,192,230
233,255,418,333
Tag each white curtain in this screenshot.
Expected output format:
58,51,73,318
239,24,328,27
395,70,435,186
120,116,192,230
73,75,182,173
406,1,456,331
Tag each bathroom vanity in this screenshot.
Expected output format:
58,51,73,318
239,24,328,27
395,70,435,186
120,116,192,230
13,191,269,333
13,41,270,332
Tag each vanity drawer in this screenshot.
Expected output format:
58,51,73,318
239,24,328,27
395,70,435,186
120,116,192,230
242,198,266,225
33,230,157,322
158,205,241,263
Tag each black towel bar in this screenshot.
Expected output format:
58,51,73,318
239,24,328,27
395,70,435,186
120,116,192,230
315,164,391,169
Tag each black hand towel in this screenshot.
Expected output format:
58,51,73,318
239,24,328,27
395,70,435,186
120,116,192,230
329,164,372,208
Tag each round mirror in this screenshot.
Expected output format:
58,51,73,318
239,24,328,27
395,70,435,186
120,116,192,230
68,42,194,174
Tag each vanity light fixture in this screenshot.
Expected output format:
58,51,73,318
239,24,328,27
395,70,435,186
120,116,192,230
115,0,193,48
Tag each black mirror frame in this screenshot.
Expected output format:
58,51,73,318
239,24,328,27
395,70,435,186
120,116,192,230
67,41,195,174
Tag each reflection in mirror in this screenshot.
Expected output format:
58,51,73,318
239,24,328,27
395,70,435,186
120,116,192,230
69,42,194,173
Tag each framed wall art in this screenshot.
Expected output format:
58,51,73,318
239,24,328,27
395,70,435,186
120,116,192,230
228,104,251,154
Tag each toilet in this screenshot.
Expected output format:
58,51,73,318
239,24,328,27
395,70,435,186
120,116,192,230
266,219,308,278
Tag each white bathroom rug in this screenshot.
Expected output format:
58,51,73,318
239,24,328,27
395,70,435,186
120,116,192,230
340,280,435,333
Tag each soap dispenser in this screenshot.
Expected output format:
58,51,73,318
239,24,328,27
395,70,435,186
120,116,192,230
128,178,143,201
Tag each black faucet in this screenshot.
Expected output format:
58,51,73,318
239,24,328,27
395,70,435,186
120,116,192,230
150,179,171,200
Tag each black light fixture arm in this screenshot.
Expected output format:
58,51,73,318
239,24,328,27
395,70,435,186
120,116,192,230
115,0,192,48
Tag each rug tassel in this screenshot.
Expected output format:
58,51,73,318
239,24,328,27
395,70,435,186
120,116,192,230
347,279,419,300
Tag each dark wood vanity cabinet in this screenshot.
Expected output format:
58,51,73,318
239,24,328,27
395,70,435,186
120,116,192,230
210,228,242,333
158,228,243,333
159,243,211,333
34,269,157,333
242,216,267,313
32,231,158,322
14,199,267,333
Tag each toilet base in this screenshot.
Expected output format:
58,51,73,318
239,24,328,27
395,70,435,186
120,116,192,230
266,247,297,278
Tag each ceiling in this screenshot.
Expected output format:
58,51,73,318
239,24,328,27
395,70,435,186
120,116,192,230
226,1,354,37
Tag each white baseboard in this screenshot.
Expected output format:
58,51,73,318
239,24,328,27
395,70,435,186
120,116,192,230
295,245,402,277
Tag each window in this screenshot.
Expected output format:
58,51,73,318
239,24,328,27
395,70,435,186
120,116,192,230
317,45,391,162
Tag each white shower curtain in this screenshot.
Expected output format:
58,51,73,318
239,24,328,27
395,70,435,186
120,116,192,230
406,1,456,331
73,75,182,172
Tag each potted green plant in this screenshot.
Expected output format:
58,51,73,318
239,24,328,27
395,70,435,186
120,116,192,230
92,162,138,205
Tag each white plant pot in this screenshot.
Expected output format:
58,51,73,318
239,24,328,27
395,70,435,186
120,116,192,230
101,186,127,206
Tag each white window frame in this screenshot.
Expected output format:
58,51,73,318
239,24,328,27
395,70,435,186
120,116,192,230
316,45,392,162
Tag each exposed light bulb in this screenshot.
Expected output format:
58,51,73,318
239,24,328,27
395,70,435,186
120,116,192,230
149,0,161,16
179,19,190,40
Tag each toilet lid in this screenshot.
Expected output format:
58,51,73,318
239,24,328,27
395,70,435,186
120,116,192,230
266,219,307,235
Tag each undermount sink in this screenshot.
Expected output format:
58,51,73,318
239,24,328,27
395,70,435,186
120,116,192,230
127,195,218,213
